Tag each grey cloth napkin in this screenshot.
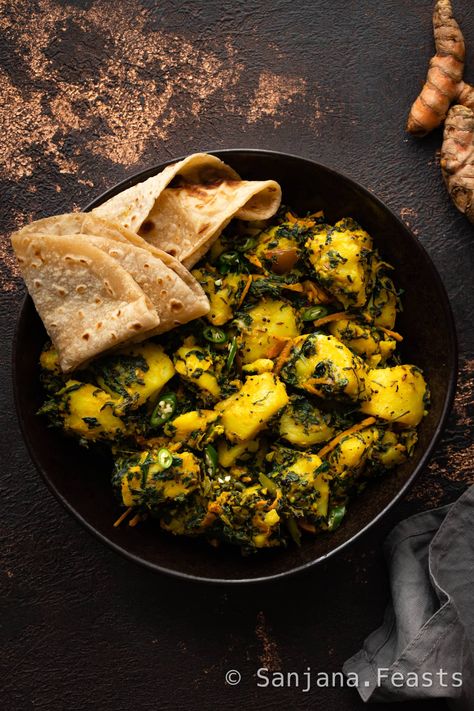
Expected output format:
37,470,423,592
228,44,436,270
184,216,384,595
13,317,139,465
343,484,474,708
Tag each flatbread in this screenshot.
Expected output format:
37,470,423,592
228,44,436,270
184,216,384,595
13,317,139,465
12,233,160,373
74,235,210,333
140,179,282,268
91,153,239,233
15,213,210,329
90,153,282,266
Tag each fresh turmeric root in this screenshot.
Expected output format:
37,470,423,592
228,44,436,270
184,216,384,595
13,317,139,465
407,0,474,223
440,105,474,222
407,0,466,136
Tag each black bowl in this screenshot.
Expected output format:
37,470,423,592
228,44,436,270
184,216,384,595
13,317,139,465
12,149,457,584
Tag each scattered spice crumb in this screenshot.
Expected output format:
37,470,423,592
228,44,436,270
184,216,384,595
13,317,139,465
255,611,282,671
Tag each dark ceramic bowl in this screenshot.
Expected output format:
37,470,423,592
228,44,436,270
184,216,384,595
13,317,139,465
13,149,457,584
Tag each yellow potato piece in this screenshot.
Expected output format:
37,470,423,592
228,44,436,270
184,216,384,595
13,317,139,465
62,380,125,440
289,333,367,401
97,342,175,410
216,372,289,443
192,270,246,326
360,365,428,427
306,219,373,308
328,318,396,367
217,438,260,467
280,454,330,518
168,410,220,448
174,341,220,398
328,427,378,478
121,450,200,507
239,299,299,364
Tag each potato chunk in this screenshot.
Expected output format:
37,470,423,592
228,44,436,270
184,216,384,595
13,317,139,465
251,223,300,274
174,338,220,400
362,275,398,329
328,318,396,367
279,395,335,446
117,449,201,508
96,342,175,411
306,218,374,308
216,372,289,443
217,438,260,467
360,365,428,427
166,410,222,449
281,333,367,401
237,299,299,364
328,426,378,478
55,380,125,441
192,269,246,326
270,453,330,519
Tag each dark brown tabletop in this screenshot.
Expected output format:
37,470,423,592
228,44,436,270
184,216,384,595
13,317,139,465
1,1,473,709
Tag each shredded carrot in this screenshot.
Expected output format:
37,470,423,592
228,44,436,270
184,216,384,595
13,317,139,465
113,507,133,528
302,377,330,396
313,312,356,328
268,490,282,510
303,383,322,396
380,326,404,342
285,210,323,226
236,274,253,309
265,336,290,359
317,417,377,459
302,280,333,304
246,254,263,270
274,339,294,375
128,513,142,527
281,282,304,293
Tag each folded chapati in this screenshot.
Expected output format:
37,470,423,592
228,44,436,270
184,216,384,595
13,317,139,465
92,153,239,233
91,152,282,267
143,179,282,268
71,235,210,332
11,233,160,373
15,213,210,331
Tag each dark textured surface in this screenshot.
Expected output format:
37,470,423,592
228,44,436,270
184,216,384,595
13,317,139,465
1,0,473,709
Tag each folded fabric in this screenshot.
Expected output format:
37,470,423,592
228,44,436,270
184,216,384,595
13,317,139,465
343,484,474,708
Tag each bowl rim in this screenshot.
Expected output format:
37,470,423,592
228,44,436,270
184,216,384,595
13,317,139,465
12,148,458,585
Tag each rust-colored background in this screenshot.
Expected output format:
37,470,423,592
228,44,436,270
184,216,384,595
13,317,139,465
1,1,473,709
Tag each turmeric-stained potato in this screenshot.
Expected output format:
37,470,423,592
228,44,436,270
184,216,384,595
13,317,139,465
306,218,374,308
279,395,335,447
207,482,281,548
192,268,247,326
281,333,368,401
174,338,220,400
269,452,330,520
251,223,301,274
237,299,299,364
166,409,222,449
328,426,378,479
328,318,396,367
116,449,201,508
217,437,260,467
360,365,428,427
362,275,398,329
42,379,126,442
369,429,409,469
95,342,175,411
216,372,289,443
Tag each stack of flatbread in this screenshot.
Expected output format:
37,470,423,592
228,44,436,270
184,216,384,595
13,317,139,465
12,153,282,373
